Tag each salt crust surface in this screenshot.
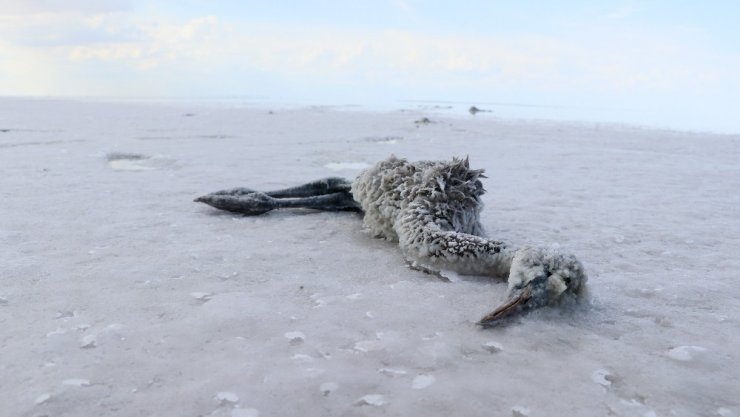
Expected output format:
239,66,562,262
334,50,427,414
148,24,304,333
1,99,739,417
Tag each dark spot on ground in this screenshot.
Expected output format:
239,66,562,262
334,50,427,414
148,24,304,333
106,152,149,161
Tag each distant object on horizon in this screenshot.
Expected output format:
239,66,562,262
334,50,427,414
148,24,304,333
195,155,587,326
469,106,492,115
414,117,432,126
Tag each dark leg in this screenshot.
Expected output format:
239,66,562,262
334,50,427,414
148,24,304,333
194,178,361,215
262,177,352,198
207,177,352,199
275,192,361,212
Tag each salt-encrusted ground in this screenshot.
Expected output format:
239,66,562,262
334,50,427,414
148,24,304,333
1,99,738,417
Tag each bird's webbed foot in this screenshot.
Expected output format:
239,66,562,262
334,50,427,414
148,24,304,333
194,191,277,215
207,187,259,197
478,247,587,326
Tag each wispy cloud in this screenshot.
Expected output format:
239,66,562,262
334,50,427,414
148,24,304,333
0,0,132,15
0,5,738,103
30,21,734,87
0,14,139,47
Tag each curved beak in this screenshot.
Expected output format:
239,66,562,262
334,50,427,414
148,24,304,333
477,286,533,327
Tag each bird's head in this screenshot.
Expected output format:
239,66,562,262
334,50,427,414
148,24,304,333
478,247,587,326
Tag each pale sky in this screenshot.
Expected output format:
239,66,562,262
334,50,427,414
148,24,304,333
1,1,739,132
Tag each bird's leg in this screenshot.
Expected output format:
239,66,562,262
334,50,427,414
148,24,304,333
263,177,353,198
204,177,352,199
272,192,361,212
195,178,361,215
194,191,278,215
195,192,361,215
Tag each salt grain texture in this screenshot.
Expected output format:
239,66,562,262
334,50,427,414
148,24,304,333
355,394,386,407
79,334,97,348
34,393,52,405
481,341,503,353
215,392,239,404
62,379,91,387
378,368,407,377
412,374,436,389
354,340,383,352
591,369,612,387
439,269,462,282
284,331,305,345
320,382,339,396
231,409,259,417
46,328,67,337
191,292,212,301
55,310,74,319
512,406,530,417
667,346,708,361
